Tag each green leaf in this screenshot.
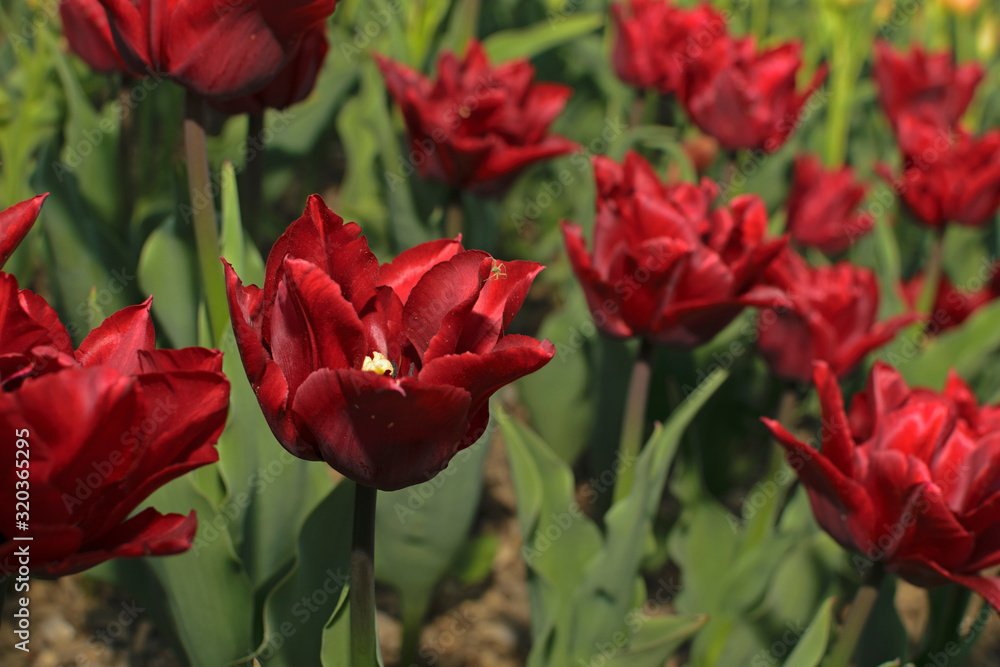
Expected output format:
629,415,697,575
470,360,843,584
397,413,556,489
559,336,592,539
498,407,604,667
140,477,256,667
516,291,595,465
855,577,908,667
606,614,709,667
569,369,729,662
137,221,199,348
482,14,605,63
374,428,491,663
782,596,834,667
255,481,354,667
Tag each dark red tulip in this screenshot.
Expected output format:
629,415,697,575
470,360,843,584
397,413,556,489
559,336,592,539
610,0,726,94
757,250,916,381
785,154,872,254
678,36,827,151
0,273,229,577
900,267,1000,334
224,195,554,491
763,362,1000,609
60,0,133,73
561,151,787,348
877,118,1000,228
209,23,329,115
71,0,337,98
873,40,983,134
374,40,578,196
0,193,47,270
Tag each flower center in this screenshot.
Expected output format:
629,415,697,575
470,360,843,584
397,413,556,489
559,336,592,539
362,351,395,377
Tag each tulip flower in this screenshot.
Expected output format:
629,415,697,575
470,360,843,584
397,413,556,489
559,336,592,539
209,23,329,115
877,118,1000,228
61,0,338,99
610,0,726,94
873,40,983,134
678,36,827,151
223,195,554,491
60,0,132,74
900,268,1000,334
757,251,916,381
763,362,1000,609
0,192,47,270
561,151,787,348
374,40,578,196
785,154,872,254
0,197,229,577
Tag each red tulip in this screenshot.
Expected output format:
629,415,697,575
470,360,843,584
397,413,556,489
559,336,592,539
785,154,872,254
900,267,1000,334
877,118,1000,228
60,0,133,74
0,272,229,577
763,361,1000,609
223,195,554,491
374,40,578,196
209,23,329,115
757,251,916,381
0,193,48,270
610,0,726,94
873,40,983,134
678,36,827,151
67,0,337,98
561,151,787,348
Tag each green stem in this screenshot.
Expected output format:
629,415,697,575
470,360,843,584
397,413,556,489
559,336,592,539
398,602,424,667
916,231,945,317
751,0,770,40
350,484,379,666
919,585,973,662
183,92,228,344
242,111,265,243
445,195,463,239
826,566,884,667
612,338,655,504
824,9,854,168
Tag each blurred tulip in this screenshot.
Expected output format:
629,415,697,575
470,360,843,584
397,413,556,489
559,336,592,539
224,195,554,491
62,0,338,99
877,118,1000,228
561,151,787,348
374,40,578,196
209,23,329,115
873,40,983,133
785,154,872,254
764,361,1000,609
678,36,827,151
900,266,1000,334
0,198,229,576
757,250,916,381
610,0,726,94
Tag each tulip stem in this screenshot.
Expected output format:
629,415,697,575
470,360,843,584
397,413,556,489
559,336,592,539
445,195,463,239
916,231,945,317
824,7,854,168
242,111,265,242
350,483,379,666
612,338,655,504
183,92,228,345
826,567,884,667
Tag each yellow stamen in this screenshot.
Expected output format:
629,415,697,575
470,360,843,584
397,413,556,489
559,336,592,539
362,351,395,376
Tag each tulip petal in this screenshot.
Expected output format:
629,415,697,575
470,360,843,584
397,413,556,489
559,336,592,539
75,297,156,375
292,369,472,491
41,509,198,578
902,556,1000,612
377,237,464,304
404,250,492,361
0,194,46,271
